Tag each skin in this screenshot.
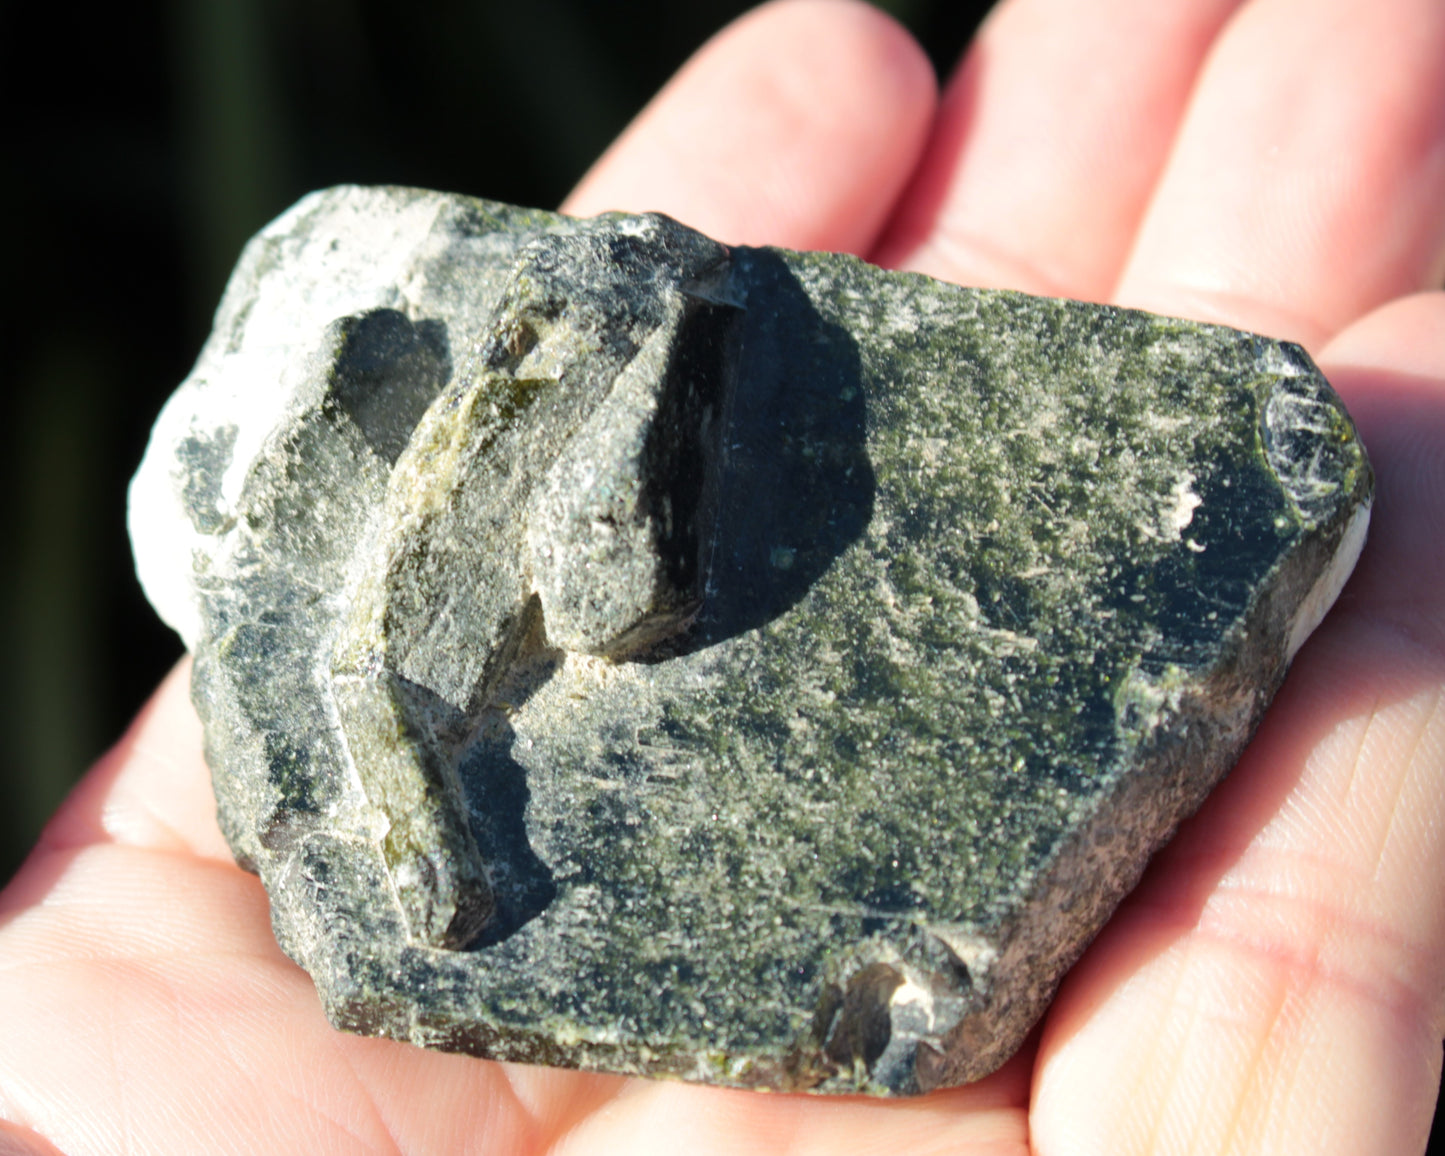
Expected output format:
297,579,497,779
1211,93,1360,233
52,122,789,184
2,0,1443,1150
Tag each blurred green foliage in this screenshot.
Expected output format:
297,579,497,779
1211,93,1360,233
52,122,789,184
0,0,991,883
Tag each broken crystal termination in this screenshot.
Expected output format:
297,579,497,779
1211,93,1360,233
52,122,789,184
129,186,1372,1095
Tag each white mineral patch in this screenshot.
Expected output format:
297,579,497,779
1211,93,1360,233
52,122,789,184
889,976,937,1031
128,187,445,647
1164,471,1202,538
1286,500,1371,661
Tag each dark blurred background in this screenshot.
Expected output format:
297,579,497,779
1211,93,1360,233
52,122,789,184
0,0,993,883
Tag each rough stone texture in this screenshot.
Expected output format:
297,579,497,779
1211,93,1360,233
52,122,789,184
129,186,1373,1095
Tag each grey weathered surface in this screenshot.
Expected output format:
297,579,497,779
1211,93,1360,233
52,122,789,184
129,186,1373,1095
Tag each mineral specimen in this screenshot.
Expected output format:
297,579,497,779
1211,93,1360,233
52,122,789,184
128,186,1372,1095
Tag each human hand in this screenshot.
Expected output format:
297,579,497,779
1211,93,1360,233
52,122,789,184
3,1,1443,1152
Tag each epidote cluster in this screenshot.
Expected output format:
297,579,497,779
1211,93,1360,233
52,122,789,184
130,187,1371,1094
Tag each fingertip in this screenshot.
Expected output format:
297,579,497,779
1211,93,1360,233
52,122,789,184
876,0,1246,295
1114,0,1445,347
564,0,937,254
1318,291,1445,382
30,658,232,866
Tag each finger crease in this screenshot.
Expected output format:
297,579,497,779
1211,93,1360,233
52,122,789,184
1202,881,1433,1026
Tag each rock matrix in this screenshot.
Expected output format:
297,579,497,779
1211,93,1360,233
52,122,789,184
130,186,1372,1094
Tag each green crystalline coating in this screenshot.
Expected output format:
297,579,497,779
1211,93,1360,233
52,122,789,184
131,187,1371,1096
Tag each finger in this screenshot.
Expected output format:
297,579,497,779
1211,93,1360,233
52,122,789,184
1115,0,1445,347
4,659,232,878
562,0,936,254
554,1049,1033,1156
1031,294,1445,1156
0,746,625,1155
873,0,1244,298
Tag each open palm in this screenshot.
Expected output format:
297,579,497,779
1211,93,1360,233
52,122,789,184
3,1,1444,1152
